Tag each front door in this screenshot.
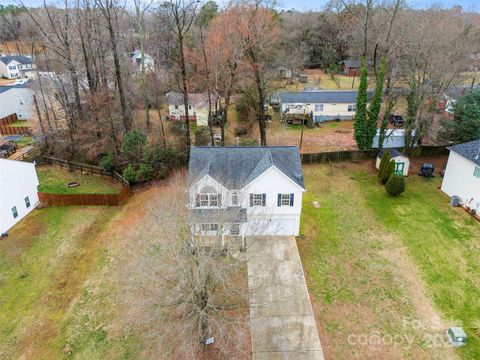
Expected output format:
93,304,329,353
395,162,405,175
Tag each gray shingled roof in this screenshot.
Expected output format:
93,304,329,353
377,148,404,159
279,91,372,104
166,91,213,106
189,146,305,190
340,59,361,68
0,83,30,95
448,139,480,166
0,55,33,66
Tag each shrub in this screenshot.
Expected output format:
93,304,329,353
239,138,259,146
99,154,115,172
234,124,250,137
380,159,395,184
137,162,153,182
171,121,187,136
121,130,146,165
194,127,211,146
386,174,406,196
122,164,138,183
141,144,176,180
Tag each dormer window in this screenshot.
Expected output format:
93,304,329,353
231,191,239,206
196,186,221,207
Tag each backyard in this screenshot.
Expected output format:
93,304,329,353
2,160,480,359
37,165,123,194
0,175,249,359
299,160,480,359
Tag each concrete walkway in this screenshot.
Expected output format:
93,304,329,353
247,236,324,360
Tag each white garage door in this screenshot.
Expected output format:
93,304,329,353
246,218,297,236
269,219,296,236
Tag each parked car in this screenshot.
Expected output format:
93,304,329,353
419,163,435,177
389,114,405,126
298,74,308,83
0,141,17,158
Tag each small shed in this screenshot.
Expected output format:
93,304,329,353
340,59,361,77
376,148,410,176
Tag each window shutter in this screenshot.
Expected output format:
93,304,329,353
195,195,200,207
250,194,254,207
262,193,266,207
290,193,294,206
277,194,282,207
218,194,222,207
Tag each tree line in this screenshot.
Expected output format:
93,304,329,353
2,0,479,175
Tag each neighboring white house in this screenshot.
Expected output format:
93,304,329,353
0,55,35,79
187,146,305,247
279,90,372,123
0,159,39,234
166,92,215,127
375,148,410,176
128,50,155,72
0,83,34,120
372,129,417,149
441,139,480,212
277,65,292,79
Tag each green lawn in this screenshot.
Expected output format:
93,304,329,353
8,120,30,127
299,163,480,359
14,135,35,148
37,165,123,194
0,206,136,359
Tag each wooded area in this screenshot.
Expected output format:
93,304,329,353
1,0,480,176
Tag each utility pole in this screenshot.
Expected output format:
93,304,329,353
299,108,307,150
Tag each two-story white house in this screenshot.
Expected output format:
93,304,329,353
441,139,480,212
0,159,39,235
166,92,216,127
187,146,305,248
128,50,155,72
0,83,34,120
0,55,35,79
279,90,372,123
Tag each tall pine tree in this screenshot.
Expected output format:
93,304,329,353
354,57,369,149
405,78,418,155
366,57,386,149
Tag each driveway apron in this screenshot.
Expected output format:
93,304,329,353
247,236,324,360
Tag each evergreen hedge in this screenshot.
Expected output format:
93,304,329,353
378,151,390,182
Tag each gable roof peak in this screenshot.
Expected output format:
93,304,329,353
188,146,305,190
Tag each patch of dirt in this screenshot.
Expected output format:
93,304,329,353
379,238,457,359
268,121,357,153
409,156,448,175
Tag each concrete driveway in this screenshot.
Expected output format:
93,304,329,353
247,236,324,360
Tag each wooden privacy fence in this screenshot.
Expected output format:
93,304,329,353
0,125,31,135
38,185,130,206
0,113,18,126
0,113,32,135
38,156,131,206
301,145,449,164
